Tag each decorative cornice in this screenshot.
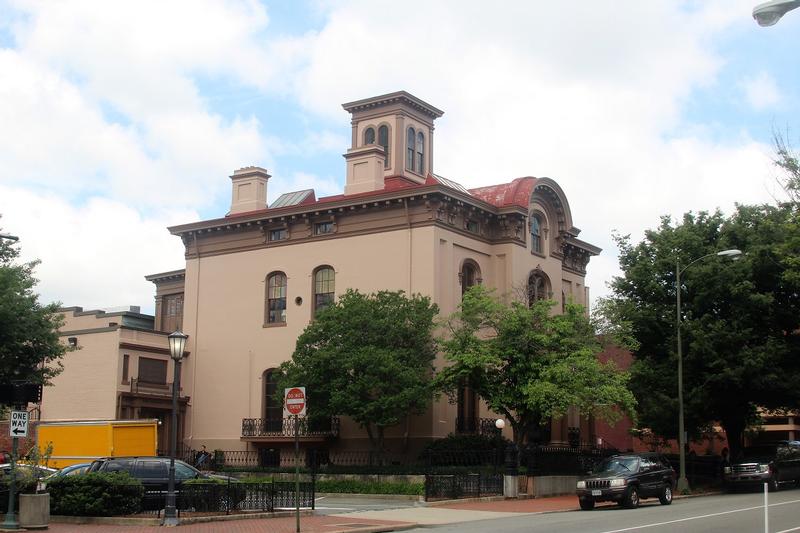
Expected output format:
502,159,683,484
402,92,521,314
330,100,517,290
342,91,444,119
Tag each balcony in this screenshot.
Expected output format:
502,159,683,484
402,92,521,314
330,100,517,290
455,417,502,436
241,417,340,442
128,378,182,397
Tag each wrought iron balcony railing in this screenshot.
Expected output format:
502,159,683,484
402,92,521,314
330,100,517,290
455,416,502,436
241,417,340,438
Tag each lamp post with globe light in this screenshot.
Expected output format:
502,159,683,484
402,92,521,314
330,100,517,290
163,331,188,527
675,249,741,493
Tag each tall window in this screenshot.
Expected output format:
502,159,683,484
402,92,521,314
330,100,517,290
313,267,335,314
530,215,542,253
461,261,480,296
378,125,389,168
364,127,375,145
162,293,183,332
407,127,416,170
263,369,282,424
528,271,549,306
416,131,425,174
266,272,287,324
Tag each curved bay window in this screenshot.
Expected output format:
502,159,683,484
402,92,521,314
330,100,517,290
266,272,287,324
364,127,376,145
378,125,389,168
530,215,542,254
528,270,549,306
263,369,282,432
313,266,335,314
460,260,481,296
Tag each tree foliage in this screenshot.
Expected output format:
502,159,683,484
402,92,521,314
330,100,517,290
436,286,636,449
278,289,438,453
600,204,800,456
0,224,66,390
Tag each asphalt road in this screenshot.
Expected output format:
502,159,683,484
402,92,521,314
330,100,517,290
405,486,800,533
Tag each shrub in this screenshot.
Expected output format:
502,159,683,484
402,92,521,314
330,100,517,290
421,433,509,454
48,472,143,516
316,479,423,495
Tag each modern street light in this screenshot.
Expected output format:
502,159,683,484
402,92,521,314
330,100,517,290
164,330,188,527
675,249,742,493
752,0,800,26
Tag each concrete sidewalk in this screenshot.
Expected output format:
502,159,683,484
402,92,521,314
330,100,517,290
38,495,582,532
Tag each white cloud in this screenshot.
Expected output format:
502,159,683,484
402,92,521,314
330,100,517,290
0,0,785,312
739,71,782,111
0,185,192,313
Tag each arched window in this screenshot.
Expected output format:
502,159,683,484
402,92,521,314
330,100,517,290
406,127,416,171
460,260,481,296
531,215,542,253
263,369,282,430
528,270,549,306
266,272,287,324
416,132,425,174
378,125,389,169
313,266,335,314
364,127,376,145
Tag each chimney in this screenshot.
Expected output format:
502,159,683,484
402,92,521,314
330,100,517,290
344,145,386,195
229,166,270,215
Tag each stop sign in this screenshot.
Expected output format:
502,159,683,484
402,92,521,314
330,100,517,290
284,387,306,416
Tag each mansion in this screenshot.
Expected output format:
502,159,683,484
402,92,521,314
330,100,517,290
47,91,614,458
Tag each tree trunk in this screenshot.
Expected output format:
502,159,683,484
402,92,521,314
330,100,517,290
720,416,746,461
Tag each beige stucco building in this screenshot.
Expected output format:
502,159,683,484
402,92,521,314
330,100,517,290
48,91,604,459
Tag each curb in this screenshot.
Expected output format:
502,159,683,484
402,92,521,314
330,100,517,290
323,524,419,533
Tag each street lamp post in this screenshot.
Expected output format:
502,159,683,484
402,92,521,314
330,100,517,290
163,331,188,527
675,249,741,493
752,0,800,26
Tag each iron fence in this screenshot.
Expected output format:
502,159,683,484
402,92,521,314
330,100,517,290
522,444,618,476
241,417,340,438
424,472,503,501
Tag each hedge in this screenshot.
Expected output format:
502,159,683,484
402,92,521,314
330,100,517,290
47,472,144,516
316,479,423,495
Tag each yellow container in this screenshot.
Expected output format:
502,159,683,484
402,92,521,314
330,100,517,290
36,419,158,468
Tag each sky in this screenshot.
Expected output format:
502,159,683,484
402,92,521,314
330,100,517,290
0,0,798,314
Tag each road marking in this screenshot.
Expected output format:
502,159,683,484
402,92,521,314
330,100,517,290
775,527,800,533
598,498,800,533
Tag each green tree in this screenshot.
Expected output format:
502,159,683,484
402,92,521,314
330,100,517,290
0,225,66,390
278,289,438,454
436,285,636,452
602,207,800,457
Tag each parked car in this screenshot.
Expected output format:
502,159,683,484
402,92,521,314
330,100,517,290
576,453,677,510
724,441,800,492
47,463,92,479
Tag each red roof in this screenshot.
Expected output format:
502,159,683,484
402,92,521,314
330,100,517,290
225,175,534,220
468,177,537,209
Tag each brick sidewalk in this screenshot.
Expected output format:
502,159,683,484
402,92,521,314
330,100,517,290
37,494,589,532
43,514,415,533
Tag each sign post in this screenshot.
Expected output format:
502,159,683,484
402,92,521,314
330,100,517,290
284,387,306,533
2,410,28,530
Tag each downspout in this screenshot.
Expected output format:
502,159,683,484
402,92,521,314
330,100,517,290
188,232,201,442
403,198,412,450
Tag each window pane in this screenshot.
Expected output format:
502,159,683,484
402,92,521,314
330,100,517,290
531,216,542,253
378,126,389,168
416,132,424,174
269,228,287,241
264,370,282,421
267,273,287,324
314,267,335,313
364,127,375,145
137,460,168,479
314,222,333,235
407,128,415,170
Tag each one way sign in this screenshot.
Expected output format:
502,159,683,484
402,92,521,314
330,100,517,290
10,411,28,438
